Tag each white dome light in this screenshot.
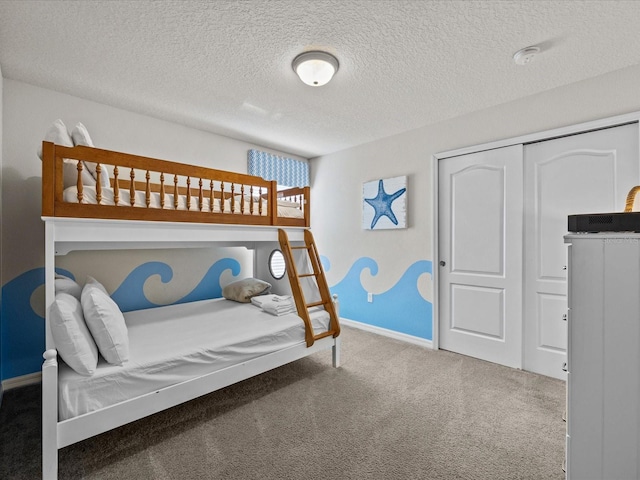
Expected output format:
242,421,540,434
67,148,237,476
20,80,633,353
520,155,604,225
292,51,339,87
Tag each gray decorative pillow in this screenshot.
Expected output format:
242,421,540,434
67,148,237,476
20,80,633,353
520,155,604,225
222,278,272,303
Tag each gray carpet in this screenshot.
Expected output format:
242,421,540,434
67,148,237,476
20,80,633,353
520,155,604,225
0,326,566,480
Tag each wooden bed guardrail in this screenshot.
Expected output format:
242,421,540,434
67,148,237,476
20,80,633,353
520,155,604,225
41,142,310,227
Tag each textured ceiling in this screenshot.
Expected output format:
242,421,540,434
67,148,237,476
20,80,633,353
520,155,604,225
1,0,640,158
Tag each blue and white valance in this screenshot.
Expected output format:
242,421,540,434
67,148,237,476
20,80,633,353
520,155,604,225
248,149,310,187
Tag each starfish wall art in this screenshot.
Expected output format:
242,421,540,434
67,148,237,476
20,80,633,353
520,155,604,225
362,176,407,230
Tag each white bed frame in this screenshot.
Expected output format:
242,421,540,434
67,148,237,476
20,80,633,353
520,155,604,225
42,217,341,480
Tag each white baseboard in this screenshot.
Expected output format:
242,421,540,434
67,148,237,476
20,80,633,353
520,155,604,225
340,318,433,349
2,372,42,390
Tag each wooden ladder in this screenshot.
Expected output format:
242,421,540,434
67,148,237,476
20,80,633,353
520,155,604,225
278,229,341,347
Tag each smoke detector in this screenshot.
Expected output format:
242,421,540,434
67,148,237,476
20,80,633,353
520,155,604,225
513,46,540,66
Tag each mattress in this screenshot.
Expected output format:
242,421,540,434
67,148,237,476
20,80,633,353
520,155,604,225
58,298,329,420
62,186,304,219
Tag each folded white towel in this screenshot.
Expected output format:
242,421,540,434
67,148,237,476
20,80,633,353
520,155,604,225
271,295,292,302
261,298,295,316
251,294,284,308
251,294,295,316
250,295,268,308
263,306,295,316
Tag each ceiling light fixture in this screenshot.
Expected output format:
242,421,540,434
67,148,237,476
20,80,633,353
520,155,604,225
513,46,540,66
292,51,339,87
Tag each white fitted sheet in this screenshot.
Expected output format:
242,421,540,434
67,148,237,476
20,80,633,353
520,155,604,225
58,298,329,420
62,186,304,219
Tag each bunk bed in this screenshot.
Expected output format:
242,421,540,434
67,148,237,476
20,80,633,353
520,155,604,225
41,141,341,480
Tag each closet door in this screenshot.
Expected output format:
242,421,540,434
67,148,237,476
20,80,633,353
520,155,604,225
439,145,524,368
523,123,639,379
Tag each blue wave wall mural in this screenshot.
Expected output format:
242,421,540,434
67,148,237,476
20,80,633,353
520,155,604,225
111,259,241,312
1,267,73,379
1,255,432,381
322,256,433,340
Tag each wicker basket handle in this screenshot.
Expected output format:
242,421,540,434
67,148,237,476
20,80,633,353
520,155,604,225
625,186,640,212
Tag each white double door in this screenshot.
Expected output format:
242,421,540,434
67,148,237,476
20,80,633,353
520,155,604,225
439,123,639,378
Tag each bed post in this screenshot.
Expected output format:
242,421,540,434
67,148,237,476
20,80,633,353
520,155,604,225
43,220,59,479
44,220,56,347
42,350,59,480
269,180,278,224
303,186,310,227
332,294,341,368
332,336,342,368
42,142,55,218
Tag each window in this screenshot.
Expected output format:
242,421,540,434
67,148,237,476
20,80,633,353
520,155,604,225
269,249,286,280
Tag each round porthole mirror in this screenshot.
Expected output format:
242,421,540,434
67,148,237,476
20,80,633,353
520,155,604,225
269,249,286,280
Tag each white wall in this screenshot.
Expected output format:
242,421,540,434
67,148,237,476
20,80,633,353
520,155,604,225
311,63,640,341
1,79,307,380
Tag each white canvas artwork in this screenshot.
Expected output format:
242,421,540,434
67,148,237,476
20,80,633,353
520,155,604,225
362,176,407,230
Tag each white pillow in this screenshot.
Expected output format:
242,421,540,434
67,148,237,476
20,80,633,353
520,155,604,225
54,274,82,300
81,278,129,365
84,275,109,295
63,159,97,190
70,121,92,147
50,293,99,376
71,122,110,189
222,278,272,303
37,119,97,189
37,119,74,160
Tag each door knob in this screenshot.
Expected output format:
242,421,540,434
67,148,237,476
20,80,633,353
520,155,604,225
439,261,446,267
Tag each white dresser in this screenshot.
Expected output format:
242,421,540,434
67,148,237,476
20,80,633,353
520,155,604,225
565,233,640,480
